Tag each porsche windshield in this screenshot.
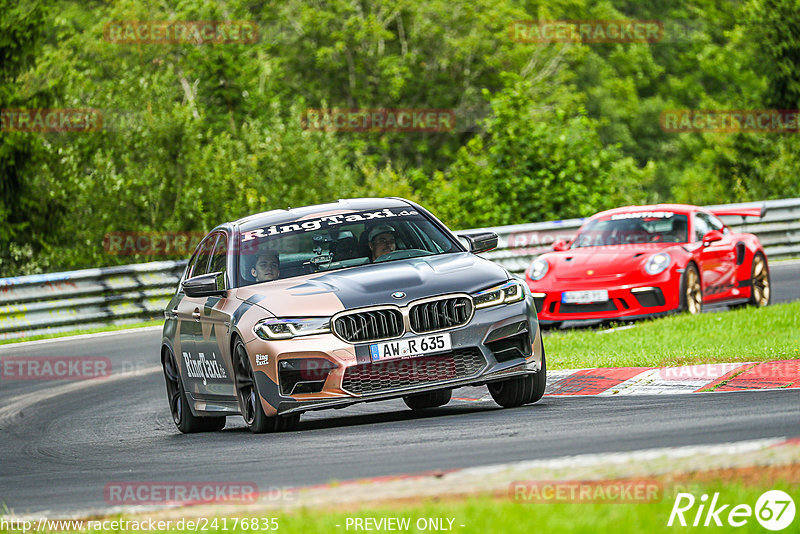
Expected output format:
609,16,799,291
236,209,459,285
571,212,689,248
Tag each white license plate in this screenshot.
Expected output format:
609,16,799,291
369,333,452,362
561,290,609,304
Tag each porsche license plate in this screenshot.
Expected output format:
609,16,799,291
369,333,452,362
561,290,609,304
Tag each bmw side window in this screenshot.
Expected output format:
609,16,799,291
183,252,200,285
693,214,710,242
191,234,219,278
411,222,443,253
209,234,228,282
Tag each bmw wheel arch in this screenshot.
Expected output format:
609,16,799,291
232,335,299,433
487,337,546,408
161,346,226,433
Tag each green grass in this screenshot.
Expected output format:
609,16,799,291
2,480,795,534
275,484,796,534
545,300,800,370
0,320,163,346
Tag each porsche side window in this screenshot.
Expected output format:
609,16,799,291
693,214,711,242
706,213,728,235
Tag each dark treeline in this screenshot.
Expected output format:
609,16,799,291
2,0,799,275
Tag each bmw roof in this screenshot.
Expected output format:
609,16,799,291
234,197,416,232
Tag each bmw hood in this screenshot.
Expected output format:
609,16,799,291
234,252,510,317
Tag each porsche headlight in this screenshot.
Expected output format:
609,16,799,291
529,258,549,281
644,253,671,275
255,318,331,340
472,280,526,309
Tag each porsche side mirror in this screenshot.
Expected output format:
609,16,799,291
552,239,570,252
458,232,498,254
702,230,723,247
183,271,226,297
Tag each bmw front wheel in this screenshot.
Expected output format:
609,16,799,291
488,351,546,408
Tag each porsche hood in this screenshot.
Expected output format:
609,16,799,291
234,252,510,317
539,244,681,281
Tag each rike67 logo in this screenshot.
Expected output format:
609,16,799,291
668,490,795,531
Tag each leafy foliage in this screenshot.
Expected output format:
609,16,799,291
1,0,799,274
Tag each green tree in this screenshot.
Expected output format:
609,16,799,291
430,79,654,229
0,0,53,275
748,0,800,109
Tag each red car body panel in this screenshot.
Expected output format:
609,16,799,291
525,204,767,324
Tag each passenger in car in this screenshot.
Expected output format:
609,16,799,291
251,250,281,282
332,231,359,261
368,225,397,261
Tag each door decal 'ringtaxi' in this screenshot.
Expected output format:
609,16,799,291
183,352,228,385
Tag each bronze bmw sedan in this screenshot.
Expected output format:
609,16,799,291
160,198,546,433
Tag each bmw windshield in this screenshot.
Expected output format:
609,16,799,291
571,211,689,248
236,208,460,286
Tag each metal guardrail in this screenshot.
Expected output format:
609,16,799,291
477,197,800,273
1,198,799,340
0,262,186,340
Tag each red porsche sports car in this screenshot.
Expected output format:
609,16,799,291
525,204,770,326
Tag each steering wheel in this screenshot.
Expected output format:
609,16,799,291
373,249,433,263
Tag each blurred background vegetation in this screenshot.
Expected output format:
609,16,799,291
2,0,799,274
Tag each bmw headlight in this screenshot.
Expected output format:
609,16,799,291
529,258,549,281
644,253,671,275
472,280,526,309
255,318,331,340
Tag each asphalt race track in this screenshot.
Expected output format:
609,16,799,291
1,261,799,516
767,260,800,303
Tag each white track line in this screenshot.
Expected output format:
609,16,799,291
0,326,162,350
451,437,788,476
0,365,161,425
601,362,752,395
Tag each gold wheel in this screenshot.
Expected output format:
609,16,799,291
750,254,770,307
684,265,702,314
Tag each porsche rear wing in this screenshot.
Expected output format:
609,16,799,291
709,205,765,218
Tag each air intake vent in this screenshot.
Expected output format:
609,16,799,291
333,308,404,343
341,348,486,395
409,297,473,333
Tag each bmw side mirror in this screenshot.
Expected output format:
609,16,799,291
458,232,498,254
183,271,226,297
